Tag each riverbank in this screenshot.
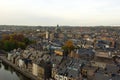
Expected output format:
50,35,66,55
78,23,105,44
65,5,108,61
0,56,38,80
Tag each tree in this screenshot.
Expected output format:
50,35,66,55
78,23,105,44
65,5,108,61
24,38,30,45
17,42,26,49
0,33,34,52
62,40,75,57
2,34,10,40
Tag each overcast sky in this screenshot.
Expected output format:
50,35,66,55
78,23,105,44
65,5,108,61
0,0,120,26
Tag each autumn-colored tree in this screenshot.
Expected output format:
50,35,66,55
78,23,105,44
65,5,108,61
64,40,74,50
2,34,10,40
9,33,24,41
62,40,75,57
17,34,24,41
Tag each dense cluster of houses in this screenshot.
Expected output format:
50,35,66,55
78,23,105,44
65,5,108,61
3,26,120,80
6,41,120,80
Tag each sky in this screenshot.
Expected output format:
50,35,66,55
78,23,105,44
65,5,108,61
0,0,120,26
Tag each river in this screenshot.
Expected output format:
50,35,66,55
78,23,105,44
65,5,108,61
0,62,30,80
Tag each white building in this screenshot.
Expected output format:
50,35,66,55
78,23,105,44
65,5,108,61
7,53,12,61
19,59,24,68
46,31,49,39
32,63,38,76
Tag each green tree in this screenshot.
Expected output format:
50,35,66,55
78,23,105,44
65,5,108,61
24,38,30,45
18,42,26,49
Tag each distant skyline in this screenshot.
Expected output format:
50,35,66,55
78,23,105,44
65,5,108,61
0,0,120,26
